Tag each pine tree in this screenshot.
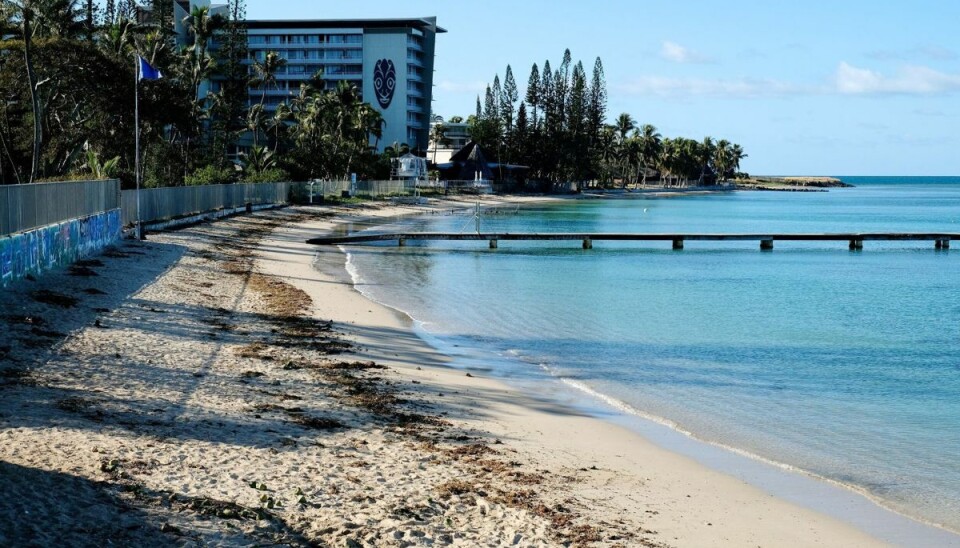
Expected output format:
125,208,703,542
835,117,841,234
490,75,501,122
515,102,528,162
501,65,518,131
117,0,137,20
554,49,572,129
588,57,607,147
104,0,116,23
567,61,589,180
539,60,552,131
525,63,540,130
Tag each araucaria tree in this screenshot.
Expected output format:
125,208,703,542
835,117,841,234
469,50,611,187
464,49,747,188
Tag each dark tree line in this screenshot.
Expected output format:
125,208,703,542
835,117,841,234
0,0,394,187
467,49,609,185
458,49,747,187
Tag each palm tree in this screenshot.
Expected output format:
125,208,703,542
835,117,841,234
5,0,47,182
698,136,715,185
239,145,276,176
596,125,617,185
245,103,267,148
251,50,286,107
100,16,137,58
730,143,747,178
636,124,662,187
182,5,222,101
614,112,635,144
658,138,683,187
429,122,448,163
356,103,384,150
267,102,292,152
714,139,733,183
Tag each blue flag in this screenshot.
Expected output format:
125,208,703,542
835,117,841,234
138,56,162,81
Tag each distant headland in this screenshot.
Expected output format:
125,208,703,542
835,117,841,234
736,176,853,192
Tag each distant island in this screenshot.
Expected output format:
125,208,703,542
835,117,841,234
735,177,853,192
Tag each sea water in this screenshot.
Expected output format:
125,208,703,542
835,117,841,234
342,178,960,533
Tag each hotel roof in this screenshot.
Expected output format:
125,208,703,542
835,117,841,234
243,17,447,33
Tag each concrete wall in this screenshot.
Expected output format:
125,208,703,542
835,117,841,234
0,209,122,288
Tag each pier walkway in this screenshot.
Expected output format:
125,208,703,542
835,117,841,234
307,233,958,250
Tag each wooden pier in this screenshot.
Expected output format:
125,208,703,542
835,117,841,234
307,233,957,251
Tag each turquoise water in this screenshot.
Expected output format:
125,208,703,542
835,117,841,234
344,179,960,532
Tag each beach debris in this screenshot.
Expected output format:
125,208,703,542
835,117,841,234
30,290,79,308
68,265,99,277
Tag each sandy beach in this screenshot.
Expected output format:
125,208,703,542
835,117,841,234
0,199,908,546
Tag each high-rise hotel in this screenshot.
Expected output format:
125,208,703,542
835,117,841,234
173,1,444,151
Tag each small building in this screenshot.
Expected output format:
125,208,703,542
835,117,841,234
427,120,470,164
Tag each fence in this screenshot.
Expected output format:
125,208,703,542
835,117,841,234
309,180,415,199
0,179,121,236
2,178,484,236
308,179,498,199
121,182,294,227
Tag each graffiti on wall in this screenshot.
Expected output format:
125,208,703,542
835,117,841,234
0,209,121,287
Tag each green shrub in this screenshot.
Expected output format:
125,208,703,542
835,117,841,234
243,167,289,183
185,165,237,186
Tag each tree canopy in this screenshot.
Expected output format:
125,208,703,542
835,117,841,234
462,49,747,188
0,0,393,186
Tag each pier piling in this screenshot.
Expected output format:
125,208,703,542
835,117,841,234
307,233,960,252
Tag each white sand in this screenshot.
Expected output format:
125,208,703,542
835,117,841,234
0,199,933,546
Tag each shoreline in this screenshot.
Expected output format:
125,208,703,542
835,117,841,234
319,197,960,545
0,196,955,545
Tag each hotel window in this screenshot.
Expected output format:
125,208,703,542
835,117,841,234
328,34,361,45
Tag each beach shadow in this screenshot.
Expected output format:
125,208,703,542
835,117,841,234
0,461,176,547
0,238,188,372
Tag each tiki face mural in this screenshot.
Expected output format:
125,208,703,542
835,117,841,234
373,59,397,109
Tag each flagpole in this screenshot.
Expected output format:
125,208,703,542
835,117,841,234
134,55,143,240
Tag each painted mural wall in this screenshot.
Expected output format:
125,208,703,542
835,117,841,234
0,209,122,287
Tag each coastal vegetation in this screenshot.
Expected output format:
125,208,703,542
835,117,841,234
0,0,394,187
0,4,747,190
456,49,748,188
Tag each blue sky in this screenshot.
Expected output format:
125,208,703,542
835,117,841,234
249,1,960,175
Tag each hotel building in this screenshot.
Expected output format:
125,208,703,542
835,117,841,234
172,2,444,151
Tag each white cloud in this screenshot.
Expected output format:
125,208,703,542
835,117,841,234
618,63,960,99
436,80,487,94
619,76,807,98
659,41,714,64
866,46,958,62
834,62,960,95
